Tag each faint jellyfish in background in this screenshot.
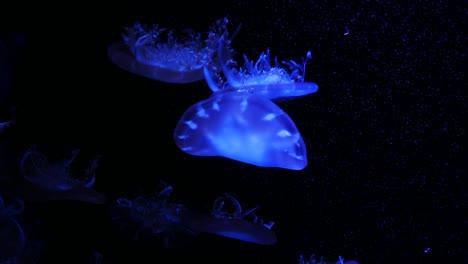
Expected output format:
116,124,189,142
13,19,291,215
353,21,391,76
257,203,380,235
0,194,26,262
110,184,277,247
180,193,277,245
109,181,196,248
19,145,106,204
208,33,318,101
107,18,228,84
174,18,318,170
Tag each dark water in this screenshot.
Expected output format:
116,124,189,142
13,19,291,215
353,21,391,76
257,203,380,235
1,0,465,263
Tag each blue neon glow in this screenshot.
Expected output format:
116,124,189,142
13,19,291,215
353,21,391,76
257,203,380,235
174,19,317,170
108,42,205,83
174,91,307,170
108,21,226,84
108,18,318,170
111,185,276,246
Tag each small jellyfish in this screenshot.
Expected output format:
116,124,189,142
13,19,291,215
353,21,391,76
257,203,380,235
108,20,227,84
109,185,196,248
174,90,307,170
174,20,318,169
18,145,106,204
181,209,277,245
20,145,99,191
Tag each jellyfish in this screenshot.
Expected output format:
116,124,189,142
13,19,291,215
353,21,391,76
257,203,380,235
19,145,106,204
109,183,198,248
110,184,276,247
207,34,319,101
180,193,276,245
173,19,317,170
107,20,228,84
174,90,307,170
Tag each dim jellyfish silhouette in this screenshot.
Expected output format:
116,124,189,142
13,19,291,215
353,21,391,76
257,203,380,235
20,145,100,191
178,193,276,245
108,20,226,84
110,184,276,247
174,26,318,170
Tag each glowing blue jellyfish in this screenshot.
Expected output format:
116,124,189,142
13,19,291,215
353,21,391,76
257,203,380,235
180,193,276,245
20,145,99,191
174,91,307,170
206,34,319,101
108,22,212,84
173,20,318,170
110,183,276,246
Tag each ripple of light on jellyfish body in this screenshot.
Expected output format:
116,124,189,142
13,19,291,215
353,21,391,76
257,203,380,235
174,91,307,170
107,22,211,84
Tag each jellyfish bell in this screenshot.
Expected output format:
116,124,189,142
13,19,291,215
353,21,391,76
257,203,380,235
174,90,307,170
186,193,277,245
